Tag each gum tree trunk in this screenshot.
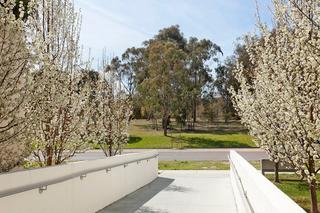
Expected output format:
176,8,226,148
162,115,169,136
192,99,197,125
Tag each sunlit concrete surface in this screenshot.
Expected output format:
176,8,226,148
98,170,237,213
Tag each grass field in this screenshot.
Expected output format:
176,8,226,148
266,174,320,212
159,160,230,170
158,160,260,170
126,119,256,149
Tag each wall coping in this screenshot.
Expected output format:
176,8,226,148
229,150,306,213
0,150,158,198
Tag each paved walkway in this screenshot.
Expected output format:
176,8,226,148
73,148,267,161
98,170,237,213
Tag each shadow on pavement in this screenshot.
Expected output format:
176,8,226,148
97,177,174,213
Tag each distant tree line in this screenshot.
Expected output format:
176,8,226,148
106,25,257,135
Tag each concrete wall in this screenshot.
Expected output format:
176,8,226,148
0,151,158,213
229,151,306,213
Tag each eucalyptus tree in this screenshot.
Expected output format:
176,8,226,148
139,40,188,136
145,25,187,50
186,37,222,126
214,38,256,122
121,47,146,100
113,25,222,131
214,61,236,122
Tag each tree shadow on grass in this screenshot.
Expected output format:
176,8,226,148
133,124,154,129
168,136,254,148
167,124,249,135
181,128,249,135
128,136,142,144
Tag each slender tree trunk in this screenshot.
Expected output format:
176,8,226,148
46,146,53,166
45,123,53,166
193,72,198,127
108,143,112,157
100,143,109,157
155,118,158,131
309,158,319,213
164,125,168,136
108,122,113,156
162,115,169,136
274,162,280,183
310,178,319,213
192,98,197,127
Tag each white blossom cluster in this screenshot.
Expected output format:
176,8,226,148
0,0,31,171
24,0,90,166
85,71,132,157
231,0,320,185
0,0,132,167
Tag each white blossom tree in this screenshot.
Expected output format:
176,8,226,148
231,1,320,212
26,0,90,166
0,0,31,172
85,70,132,157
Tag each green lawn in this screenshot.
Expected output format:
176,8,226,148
126,119,256,149
158,160,260,170
266,174,320,213
159,160,230,170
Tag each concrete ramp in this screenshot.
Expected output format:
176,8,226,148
98,170,237,213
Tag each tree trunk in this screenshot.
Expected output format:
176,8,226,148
308,157,319,213
162,115,169,136
46,146,53,166
154,118,158,131
164,125,168,136
108,143,113,157
192,98,197,127
193,72,198,126
108,122,113,156
310,179,319,213
274,162,280,183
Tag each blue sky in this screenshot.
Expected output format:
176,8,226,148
74,0,273,66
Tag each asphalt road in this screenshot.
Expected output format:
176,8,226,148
72,148,268,161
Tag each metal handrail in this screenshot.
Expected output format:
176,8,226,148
0,153,158,199
229,155,255,213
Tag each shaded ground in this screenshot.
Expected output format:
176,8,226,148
97,170,237,213
124,119,255,149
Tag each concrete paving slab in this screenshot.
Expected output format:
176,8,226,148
98,170,237,213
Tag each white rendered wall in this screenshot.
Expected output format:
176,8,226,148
0,151,158,213
229,151,306,213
